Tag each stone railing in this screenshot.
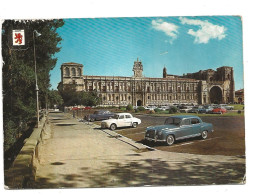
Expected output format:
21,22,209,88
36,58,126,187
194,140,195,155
5,112,51,189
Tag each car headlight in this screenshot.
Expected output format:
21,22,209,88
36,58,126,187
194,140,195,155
158,131,162,136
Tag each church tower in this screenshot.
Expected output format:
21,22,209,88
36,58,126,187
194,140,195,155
163,66,167,78
133,58,143,77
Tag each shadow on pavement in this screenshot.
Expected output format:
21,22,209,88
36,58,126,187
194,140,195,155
55,124,77,126
34,157,245,188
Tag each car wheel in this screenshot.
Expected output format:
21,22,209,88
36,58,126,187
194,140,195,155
201,130,208,139
110,123,117,131
132,122,138,128
166,135,175,146
90,118,95,122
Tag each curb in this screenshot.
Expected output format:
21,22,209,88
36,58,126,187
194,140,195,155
87,122,156,151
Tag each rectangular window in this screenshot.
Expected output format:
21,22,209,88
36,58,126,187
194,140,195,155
119,115,124,119
182,119,191,125
191,118,200,124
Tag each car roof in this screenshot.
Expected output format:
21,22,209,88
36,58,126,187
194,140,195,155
170,115,200,119
116,113,132,115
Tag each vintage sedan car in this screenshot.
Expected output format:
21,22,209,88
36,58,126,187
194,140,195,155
101,113,141,130
85,110,115,121
198,105,213,114
211,107,227,114
188,106,203,113
179,106,192,113
144,115,214,146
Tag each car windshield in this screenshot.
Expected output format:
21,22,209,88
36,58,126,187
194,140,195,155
164,117,181,126
93,111,99,114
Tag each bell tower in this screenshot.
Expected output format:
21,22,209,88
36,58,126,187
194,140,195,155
163,66,167,78
133,58,143,77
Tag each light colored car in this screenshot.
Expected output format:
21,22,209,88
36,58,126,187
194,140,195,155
179,106,192,113
101,113,141,130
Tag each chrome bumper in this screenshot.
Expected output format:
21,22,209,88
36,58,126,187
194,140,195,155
101,123,108,129
145,136,166,142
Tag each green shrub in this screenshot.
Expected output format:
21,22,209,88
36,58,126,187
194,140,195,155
169,106,178,114
137,106,145,112
154,108,161,113
126,104,134,111
119,107,126,111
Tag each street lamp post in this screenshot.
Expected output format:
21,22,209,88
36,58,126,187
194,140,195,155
33,30,41,127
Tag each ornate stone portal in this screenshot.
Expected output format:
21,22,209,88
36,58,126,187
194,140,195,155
58,59,235,106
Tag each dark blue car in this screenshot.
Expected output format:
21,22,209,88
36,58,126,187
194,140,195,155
145,115,214,145
86,110,115,122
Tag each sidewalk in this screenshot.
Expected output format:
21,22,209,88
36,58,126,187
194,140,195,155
34,112,245,188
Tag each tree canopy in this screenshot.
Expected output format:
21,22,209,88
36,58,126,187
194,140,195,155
58,83,102,107
2,19,64,151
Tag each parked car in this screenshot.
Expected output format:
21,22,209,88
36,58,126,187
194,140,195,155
198,105,213,114
179,106,192,113
83,106,92,110
101,113,141,130
145,105,157,110
144,115,214,145
188,106,203,113
219,104,234,110
85,110,115,121
211,107,227,114
72,107,79,110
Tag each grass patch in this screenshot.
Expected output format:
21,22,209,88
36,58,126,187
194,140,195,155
230,104,244,110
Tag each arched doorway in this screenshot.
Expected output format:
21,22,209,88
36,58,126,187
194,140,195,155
137,100,142,106
210,86,222,104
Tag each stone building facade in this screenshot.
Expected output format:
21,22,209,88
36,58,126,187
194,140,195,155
58,59,235,106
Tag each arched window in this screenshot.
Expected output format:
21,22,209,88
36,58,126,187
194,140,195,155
78,68,82,76
65,67,70,77
71,68,76,76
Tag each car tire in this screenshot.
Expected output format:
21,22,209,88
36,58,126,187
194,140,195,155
201,130,208,139
166,135,175,146
132,122,138,128
90,118,95,122
110,123,117,131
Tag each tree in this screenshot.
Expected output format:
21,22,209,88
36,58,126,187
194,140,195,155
48,90,63,108
58,83,79,106
78,91,102,107
2,19,64,152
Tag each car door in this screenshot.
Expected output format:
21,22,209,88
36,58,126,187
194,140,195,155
124,114,133,127
190,118,201,135
100,111,109,120
117,115,125,127
97,111,104,120
178,119,192,138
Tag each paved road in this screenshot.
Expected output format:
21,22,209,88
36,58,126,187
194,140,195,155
112,115,245,156
34,112,245,188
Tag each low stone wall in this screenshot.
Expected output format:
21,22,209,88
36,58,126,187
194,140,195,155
4,113,51,189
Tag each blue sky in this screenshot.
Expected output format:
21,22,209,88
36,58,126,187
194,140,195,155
50,16,243,90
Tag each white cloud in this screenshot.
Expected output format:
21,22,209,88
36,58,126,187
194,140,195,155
160,51,168,55
151,19,179,42
179,17,227,44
